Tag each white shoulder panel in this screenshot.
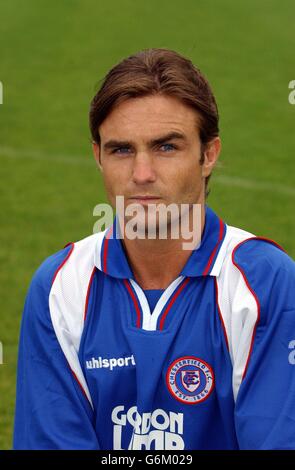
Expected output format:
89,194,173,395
49,230,106,407
215,225,259,401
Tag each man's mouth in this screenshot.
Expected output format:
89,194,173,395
128,196,161,203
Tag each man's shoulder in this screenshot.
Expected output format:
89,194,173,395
226,225,294,275
30,231,106,293
30,244,73,293
217,224,295,325
220,223,295,293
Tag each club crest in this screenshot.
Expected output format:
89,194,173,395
166,356,214,404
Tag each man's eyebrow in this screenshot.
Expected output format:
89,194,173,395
102,131,187,152
149,131,187,147
103,140,132,151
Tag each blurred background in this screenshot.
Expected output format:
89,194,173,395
0,0,294,449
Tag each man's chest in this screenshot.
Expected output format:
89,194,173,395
77,274,236,449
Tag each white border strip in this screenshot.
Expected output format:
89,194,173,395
130,276,184,331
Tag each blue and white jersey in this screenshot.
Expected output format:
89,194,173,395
14,206,295,449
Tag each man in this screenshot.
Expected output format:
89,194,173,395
14,48,295,450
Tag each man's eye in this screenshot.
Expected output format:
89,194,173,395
159,143,176,152
112,147,131,154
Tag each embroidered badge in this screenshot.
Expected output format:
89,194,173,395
166,356,214,404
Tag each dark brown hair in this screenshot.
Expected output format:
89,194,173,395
89,48,219,193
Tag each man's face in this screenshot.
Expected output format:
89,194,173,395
93,94,220,234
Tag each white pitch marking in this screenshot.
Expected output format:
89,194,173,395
1,146,294,197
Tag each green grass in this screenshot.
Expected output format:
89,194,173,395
0,0,295,449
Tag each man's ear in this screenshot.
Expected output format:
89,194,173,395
201,137,221,178
92,141,103,172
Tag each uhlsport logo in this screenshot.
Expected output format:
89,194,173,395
86,354,136,371
166,356,214,404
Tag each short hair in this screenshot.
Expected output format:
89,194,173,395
89,48,219,194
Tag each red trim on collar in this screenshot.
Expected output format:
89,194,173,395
103,226,113,274
123,279,142,328
159,277,190,331
202,218,225,276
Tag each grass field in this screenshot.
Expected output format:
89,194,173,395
0,0,294,449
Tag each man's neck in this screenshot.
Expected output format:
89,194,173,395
121,205,206,290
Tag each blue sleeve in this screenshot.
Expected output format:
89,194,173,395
234,240,295,449
13,246,100,450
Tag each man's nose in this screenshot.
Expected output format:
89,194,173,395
131,152,156,184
